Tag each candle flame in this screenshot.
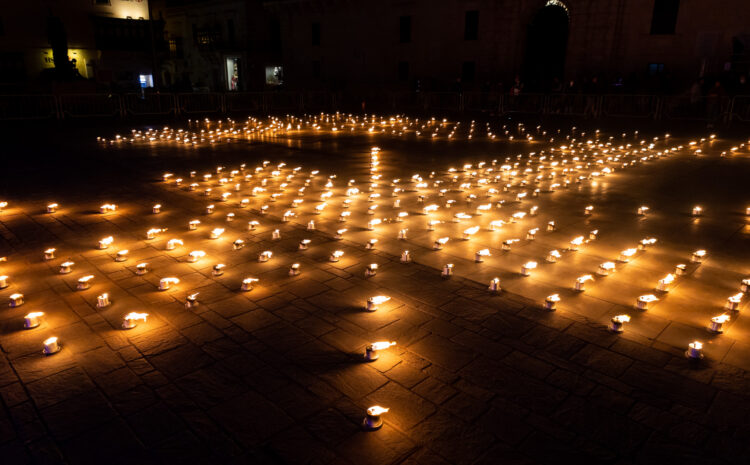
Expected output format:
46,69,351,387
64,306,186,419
367,406,389,416
124,312,149,322
369,296,391,305
370,341,397,351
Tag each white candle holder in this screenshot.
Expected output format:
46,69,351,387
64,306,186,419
597,263,615,276
441,263,454,278
44,248,56,260
226,213,235,222
488,278,501,292
59,261,74,273
248,221,258,231
241,278,258,291
146,228,164,240
258,251,272,262
675,264,687,276
166,239,183,251
47,203,58,213
692,206,702,217
210,228,225,239
189,220,200,230
366,239,377,250
636,294,658,310
526,229,538,240
691,250,706,263
741,278,750,293
365,263,378,277
546,250,561,263
544,294,560,311
272,229,281,240
685,341,704,359
364,341,396,361
330,251,344,262
122,312,148,329
397,229,408,240
185,293,199,308
299,239,311,250
43,337,61,355
212,264,225,276
240,199,250,208
153,204,161,214
709,315,730,333
0,275,7,289
589,230,599,241
363,406,389,431
77,275,94,290
205,204,214,214
609,315,630,333
398,250,412,263
188,251,205,263
203,188,212,197
725,293,742,311
97,293,110,308
159,277,179,291
289,263,300,276
232,239,245,250
98,236,113,250
24,312,44,329
520,262,537,276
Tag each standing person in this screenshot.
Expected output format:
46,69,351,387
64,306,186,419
706,80,725,128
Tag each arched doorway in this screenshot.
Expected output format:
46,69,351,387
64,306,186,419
522,0,570,91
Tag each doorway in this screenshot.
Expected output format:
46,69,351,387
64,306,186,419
522,1,570,91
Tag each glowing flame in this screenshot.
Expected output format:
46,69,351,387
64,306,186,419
620,248,637,257
546,294,561,302
463,226,480,235
332,250,344,258
638,294,658,303
660,274,675,285
78,275,94,283
436,237,449,245
124,312,149,322
570,236,584,246
477,249,491,256
523,261,538,270
367,406,389,416
370,341,397,351
713,314,731,324
612,314,630,323
369,296,391,305
728,293,743,303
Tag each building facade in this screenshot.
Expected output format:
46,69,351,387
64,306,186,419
264,0,750,94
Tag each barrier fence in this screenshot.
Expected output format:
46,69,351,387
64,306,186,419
0,91,746,123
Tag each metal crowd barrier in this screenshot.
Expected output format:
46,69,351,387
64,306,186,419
2,92,750,123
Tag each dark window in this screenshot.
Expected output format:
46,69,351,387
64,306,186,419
270,17,282,53
648,63,665,75
399,15,411,43
312,60,321,78
312,22,320,45
398,61,409,80
464,10,478,40
650,0,679,34
461,61,475,82
227,19,235,44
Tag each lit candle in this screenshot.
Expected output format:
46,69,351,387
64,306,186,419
520,261,537,276
617,248,637,262
691,249,706,263
232,239,245,250
488,277,501,292
258,251,272,262
637,206,649,216
153,204,161,214
158,277,179,290
272,229,281,240
569,236,584,251
97,293,110,308
122,312,148,329
307,220,316,230
226,213,235,222
60,261,74,273
43,337,61,355
166,239,183,250
656,274,674,291
366,239,378,249
100,203,117,214
547,221,556,232
636,294,658,310
526,228,539,240
24,312,44,329
366,295,390,311
146,228,165,240
210,228,225,239
47,203,58,213
441,263,454,278
364,341,396,361
135,263,148,275
709,314,730,333
674,264,687,276
575,274,593,291
544,294,560,310
75,275,93,290
289,263,300,276
434,237,449,250
686,341,704,360
725,293,743,311
206,204,214,214
241,277,259,291
248,221,259,231
185,293,199,308
44,248,56,260
363,406,389,431
609,314,630,333
189,219,200,230
589,230,599,241
741,278,750,293
212,264,225,276
188,250,206,263
0,275,7,289
472,248,490,263
597,262,616,276
365,263,378,277
692,206,703,216
335,228,347,240
462,226,480,239
584,205,594,216
400,250,411,263
546,250,561,263
98,236,114,250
